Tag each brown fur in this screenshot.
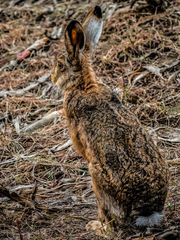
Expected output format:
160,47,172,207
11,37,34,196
51,6,169,231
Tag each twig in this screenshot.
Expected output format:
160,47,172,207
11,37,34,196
158,136,180,143
0,185,36,202
0,159,16,166
49,139,72,153
10,184,36,192
0,37,50,71
148,127,180,143
20,110,60,133
0,154,38,166
46,26,63,40
0,73,50,98
0,186,35,209
31,181,37,201
154,229,179,239
103,3,117,20
167,159,180,165
132,60,180,86
13,116,20,134
10,0,26,6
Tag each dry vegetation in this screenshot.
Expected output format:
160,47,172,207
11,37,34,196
0,0,180,239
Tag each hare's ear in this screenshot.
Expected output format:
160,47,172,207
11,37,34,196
64,20,85,59
83,5,103,51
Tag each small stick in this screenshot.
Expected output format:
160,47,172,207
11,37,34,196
20,111,60,134
0,74,50,98
0,38,50,71
49,139,72,153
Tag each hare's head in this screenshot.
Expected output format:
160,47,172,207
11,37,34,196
51,6,103,91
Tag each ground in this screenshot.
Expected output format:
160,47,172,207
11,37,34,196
0,0,180,239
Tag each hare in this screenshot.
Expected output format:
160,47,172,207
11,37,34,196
51,5,168,233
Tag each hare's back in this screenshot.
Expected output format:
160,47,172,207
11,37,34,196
75,97,163,169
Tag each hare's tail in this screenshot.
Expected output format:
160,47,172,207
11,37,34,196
135,212,163,227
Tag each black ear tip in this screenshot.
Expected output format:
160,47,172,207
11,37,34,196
94,5,102,19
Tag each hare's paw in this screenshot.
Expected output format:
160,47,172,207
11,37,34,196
86,220,108,238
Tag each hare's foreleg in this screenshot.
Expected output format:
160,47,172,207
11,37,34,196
85,194,113,237
93,180,116,229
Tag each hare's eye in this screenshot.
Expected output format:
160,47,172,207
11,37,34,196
58,61,65,71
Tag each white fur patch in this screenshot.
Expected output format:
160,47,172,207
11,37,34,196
135,212,163,227
85,19,103,47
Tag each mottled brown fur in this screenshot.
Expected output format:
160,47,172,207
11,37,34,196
51,6,169,231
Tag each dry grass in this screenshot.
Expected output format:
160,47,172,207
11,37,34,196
0,0,179,239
